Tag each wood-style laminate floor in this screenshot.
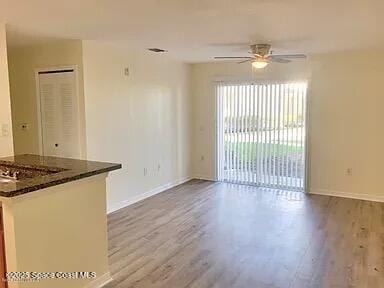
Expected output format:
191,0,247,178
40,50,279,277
104,180,384,288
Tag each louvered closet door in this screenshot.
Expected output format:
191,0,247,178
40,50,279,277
38,70,80,158
217,82,307,191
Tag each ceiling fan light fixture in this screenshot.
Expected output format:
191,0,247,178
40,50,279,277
252,59,269,69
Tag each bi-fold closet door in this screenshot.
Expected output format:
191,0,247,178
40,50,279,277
37,69,81,159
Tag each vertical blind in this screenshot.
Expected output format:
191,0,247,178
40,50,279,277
216,81,308,191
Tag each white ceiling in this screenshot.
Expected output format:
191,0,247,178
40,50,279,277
1,0,384,62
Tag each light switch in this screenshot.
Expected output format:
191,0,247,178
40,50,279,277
1,124,9,137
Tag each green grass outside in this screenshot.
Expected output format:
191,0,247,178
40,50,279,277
226,142,303,161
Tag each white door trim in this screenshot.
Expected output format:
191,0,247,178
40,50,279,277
303,79,312,193
34,65,81,157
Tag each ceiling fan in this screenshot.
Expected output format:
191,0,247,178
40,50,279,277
214,44,307,69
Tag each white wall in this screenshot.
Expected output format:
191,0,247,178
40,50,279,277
191,50,384,200
82,41,192,211
7,40,86,157
0,23,14,157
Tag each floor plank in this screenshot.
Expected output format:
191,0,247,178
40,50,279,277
104,180,384,288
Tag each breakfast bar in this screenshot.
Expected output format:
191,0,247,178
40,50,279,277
0,155,121,288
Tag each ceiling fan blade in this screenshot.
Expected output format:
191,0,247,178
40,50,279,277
238,59,253,64
214,56,253,59
268,57,291,63
269,54,307,59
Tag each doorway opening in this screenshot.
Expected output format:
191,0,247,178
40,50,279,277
216,81,308,191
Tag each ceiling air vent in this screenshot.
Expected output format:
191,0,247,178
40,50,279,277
148,48,167,53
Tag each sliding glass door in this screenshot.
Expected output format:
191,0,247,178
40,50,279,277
216,81,308,191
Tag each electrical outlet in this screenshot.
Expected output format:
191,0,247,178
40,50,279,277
346,168,352,176
124,67,130,76
200,155,205,161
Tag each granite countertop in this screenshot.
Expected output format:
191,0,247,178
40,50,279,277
0,154,122,198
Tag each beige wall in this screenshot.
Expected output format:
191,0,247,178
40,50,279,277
2,174,110,288
191,50,384,199
7,40,87,157
82,41,192,211
0,23,14,157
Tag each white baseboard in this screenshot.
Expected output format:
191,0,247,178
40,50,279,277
309,189,384,203
193,174,216,181
107,176,193,214
84,272,112,288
